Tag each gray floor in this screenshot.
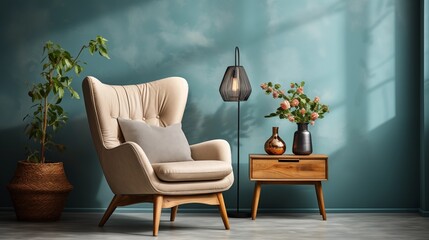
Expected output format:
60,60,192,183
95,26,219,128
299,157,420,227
1,212,428,239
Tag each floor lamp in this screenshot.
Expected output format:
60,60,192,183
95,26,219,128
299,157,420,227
219,46,252,218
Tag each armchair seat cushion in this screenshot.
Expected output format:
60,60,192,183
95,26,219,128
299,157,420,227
152,160,232,182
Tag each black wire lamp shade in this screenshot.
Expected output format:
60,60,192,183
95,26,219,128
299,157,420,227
219,47,252,102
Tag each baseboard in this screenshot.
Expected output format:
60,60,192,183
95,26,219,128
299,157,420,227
63,207,420,214
320,208,419,213
419,208,429,217
0,207,13,212
64,207,221,213
0,207,421,214
239,208,419,213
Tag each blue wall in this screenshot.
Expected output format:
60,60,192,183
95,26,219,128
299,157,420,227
0,0,424,212
422,0,429,214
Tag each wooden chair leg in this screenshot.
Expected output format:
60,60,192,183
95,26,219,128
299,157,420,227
99,194,122,227
153,195,163,236
170,206,178,222
216,193,230,230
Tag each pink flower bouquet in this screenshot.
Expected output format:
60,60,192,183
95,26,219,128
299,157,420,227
260,81,329,125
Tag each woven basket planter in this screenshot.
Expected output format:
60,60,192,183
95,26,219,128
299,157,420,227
7,161,73,221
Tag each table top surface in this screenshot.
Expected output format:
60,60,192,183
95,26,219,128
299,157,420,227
249,154,328,159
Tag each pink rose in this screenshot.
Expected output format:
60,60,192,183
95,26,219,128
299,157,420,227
280,100,290,110
260,83,268,90
311,112,319,120
267,87,273,93
272,91,279,98
297,87,304,94
291,98,299,107
314,96,320,103
300,108,306,115
288,116,295,122
310,121,315,126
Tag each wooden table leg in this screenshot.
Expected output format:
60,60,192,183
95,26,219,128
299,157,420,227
315,181,327,220
251,181,262,220
314,184,322,216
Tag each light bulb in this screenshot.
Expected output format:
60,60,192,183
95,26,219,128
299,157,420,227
232,77,239,92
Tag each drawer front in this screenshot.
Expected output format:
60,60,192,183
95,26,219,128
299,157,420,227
251,159,326,180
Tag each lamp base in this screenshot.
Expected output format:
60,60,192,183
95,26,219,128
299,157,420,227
227,211,251,218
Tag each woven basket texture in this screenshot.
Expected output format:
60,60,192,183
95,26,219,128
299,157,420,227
7,161,73,221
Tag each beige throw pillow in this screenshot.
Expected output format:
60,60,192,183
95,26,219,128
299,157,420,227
118,118,193,163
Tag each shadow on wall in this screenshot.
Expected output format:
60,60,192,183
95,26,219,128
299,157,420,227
183,100,256,148
266,1,346,37
240,0,420,210
0,125,28,209
0,117,106,210
0,0,150,41
54,117,106,209
182,100,257,208
321,0,420,209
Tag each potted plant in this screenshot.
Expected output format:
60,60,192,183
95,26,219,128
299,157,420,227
7,36,110,221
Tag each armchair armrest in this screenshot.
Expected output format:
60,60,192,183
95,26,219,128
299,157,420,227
190,139,231,163
100,142,158,194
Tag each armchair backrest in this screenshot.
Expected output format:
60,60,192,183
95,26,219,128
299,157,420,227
82,76,188,153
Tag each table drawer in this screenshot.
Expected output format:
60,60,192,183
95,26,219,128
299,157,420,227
251,159,327,180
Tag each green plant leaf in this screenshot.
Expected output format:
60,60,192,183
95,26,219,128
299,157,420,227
96,35,108,45
70,89,80,99
42,63,50,70
64,58,73,70
58,87,64,99
98,46,110,59
89,43,96,54
74,65,83,75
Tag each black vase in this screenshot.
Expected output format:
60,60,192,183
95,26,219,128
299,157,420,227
292,123,312,155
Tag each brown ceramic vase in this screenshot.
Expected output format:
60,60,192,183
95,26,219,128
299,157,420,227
264,127,286,155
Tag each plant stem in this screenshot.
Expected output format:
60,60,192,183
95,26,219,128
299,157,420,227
72,46,86,65
40,69,54,164
40,94,48,164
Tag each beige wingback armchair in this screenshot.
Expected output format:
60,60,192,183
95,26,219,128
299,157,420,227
82,76,234,236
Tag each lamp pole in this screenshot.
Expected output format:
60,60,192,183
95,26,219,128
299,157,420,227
236,100,241,214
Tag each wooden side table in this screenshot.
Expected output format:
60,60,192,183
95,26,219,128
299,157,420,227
249,154,328,220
